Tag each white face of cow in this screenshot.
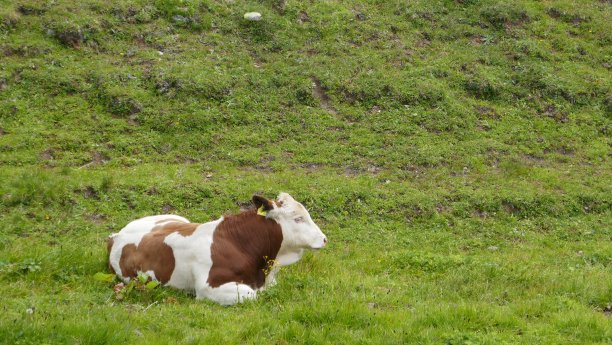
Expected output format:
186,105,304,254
254,193,327,250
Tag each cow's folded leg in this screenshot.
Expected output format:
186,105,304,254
202,282,257,306
194,278,211,301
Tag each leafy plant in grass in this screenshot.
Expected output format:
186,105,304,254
0,259,41,275
94,272,160,301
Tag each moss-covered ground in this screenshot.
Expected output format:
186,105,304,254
0,0,610,343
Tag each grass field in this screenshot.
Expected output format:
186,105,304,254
1,0,610,343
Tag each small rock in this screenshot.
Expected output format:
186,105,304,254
244,12,262,21
367,165,381,173
157,51,164,56
83,186,99,200
125,47,137,57
172,15,189,23
367,302,377,309
88,213,107,224
298,11,310,24
162,204,175,213
487,246,499,251
603,303,612,317
355,12,366,21
369,105,381,114
56,29,85,48
26,307,35,315
40,148,54,161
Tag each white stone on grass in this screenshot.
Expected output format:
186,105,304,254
244,12,262,21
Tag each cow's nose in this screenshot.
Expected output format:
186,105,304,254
323,237,328,245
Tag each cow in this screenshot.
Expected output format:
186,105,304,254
107,193,327,305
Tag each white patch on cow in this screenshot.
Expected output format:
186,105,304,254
275,247,305,266
163,217,223,292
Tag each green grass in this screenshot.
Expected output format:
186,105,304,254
0,0,610,343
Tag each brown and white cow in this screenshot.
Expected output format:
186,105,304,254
107,193,327,305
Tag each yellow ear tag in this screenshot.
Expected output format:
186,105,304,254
257,206,267,217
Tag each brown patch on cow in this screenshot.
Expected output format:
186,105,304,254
117,222,200,283
119,244,140,278
151,222,199,237
207,210,283,289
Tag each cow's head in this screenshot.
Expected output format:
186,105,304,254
252,193,327,250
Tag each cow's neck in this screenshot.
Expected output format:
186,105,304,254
224,213,304,267
216,210,284,264
208,211,284,289
275,246,304,266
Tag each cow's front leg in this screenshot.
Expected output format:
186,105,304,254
263,266,280,289
197,281,257,306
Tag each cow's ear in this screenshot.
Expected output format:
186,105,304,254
252,195,274,211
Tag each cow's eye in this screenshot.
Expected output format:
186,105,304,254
294,217,305,223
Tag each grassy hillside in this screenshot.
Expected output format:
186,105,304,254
0,0,610,343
